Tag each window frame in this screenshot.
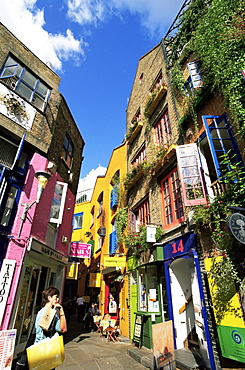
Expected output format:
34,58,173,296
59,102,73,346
49,181,68,225
154,109,172,146
176,144,207,206
201,114,244,179
132,145,146,166
160,167,184,228
0,54,51,112
73,212,84,230
61,133,74,168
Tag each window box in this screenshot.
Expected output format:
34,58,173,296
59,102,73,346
124,164,145,189
126,121,143,145
154,144,177,173
144,85,167,118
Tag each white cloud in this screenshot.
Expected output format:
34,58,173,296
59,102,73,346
0,0,87,71
77,165,107,194
0,0,183,71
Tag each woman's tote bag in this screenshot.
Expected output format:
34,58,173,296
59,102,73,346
26,334,64,370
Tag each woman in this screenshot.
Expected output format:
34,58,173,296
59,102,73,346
34,286,67,344
15,286,67,370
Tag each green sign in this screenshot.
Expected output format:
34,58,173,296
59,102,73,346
217,325,245,362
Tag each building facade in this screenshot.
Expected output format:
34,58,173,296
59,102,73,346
0,23,84,358
121,0,245,369
70,142,129,336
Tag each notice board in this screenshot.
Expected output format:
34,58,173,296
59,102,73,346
133,314,144,348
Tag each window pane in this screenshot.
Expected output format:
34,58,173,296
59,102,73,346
32,93,45,111
16,82,32,101
139,267,147,311
147,265,159,312
36,81,49,97
0,186,18,226
22,69,37,88
2,65,16,77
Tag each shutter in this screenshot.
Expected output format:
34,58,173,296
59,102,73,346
187,61,202,89
11,133,26,170
176,144,207,206
109,230,117,254
110,186,118,209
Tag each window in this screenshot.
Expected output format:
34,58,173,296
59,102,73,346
154,110,172,146
61,134,74,168
176,144,207,206
109,222,117,255
160,168,184,228
49,181,68,224
73,212,83,229
150,70,163,93
132,145,146,166
97,192,103,216
0,134,25,170
139,266,147,311
91,206,95,226
132,109,141,125
0,183,20,228
0,55,51,111
110,186,118,210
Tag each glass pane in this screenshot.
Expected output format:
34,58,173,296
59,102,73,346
50,183,64,220
36,81,49,97
0,186,18,226
2,65,16,77
32,93,45,111
139,267,147,311
16,82,32,101
147,265,159,312
22,69,37,88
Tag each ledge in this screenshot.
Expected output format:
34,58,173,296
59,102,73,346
154,144,177,173
145,85,167,117
127,121,144,145
124,167,144,189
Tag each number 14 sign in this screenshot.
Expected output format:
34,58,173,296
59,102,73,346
164,233,196,259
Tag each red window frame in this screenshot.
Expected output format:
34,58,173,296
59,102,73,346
132,145,146,166
136,200,150,226
160,168,184,228
154,110,172,146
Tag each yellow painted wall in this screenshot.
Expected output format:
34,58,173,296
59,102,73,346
71,142,129,337
205,257,245,328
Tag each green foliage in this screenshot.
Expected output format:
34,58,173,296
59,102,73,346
191,0,245,135
115,207,128,244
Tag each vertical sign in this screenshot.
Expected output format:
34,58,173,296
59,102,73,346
0,329,17,369
0,259,16,325
133,314,144,347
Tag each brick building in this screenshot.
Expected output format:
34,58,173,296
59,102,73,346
124,0,245,369
0,23,84,358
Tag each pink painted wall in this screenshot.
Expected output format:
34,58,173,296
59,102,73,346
1,152,75,329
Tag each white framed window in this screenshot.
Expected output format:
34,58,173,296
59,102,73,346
49,181,68,224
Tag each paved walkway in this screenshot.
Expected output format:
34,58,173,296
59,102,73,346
60,315,151,370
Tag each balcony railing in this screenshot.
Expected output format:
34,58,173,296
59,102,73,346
209,180,229,197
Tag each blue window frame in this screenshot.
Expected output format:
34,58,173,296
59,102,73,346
0,55,51,111
202,114,243,179
73,212,83,229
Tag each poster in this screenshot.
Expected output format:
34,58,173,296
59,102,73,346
152,321,175,369
70,242,91,258
133,314,143,347
0,329,17,369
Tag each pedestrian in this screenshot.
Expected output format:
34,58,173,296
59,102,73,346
34,286,67,345
85,303,96,331
76,295,85,322
15,286,67,370
63,297,73,324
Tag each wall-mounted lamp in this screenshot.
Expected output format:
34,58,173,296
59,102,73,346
35,171,51,203
20,170,51,221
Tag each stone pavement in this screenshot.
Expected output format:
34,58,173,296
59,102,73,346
60,315,153,370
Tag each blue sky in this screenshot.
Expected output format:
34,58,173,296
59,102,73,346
0,0,183,191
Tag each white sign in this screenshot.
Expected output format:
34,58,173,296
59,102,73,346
0,329,17,369
146,225,156,242
0,259,16,326
0,83,36,131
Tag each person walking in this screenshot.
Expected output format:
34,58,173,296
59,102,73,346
76,295,85,323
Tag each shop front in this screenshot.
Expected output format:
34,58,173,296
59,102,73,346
11,239,68,358
129,246,168,349
163,232,215,370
